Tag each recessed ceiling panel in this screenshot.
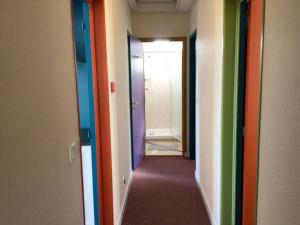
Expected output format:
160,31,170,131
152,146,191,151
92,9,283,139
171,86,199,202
129,0,194,12
137,0,176,3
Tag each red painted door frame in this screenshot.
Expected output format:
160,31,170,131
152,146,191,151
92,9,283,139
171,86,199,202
242,0,263,225
87,1,114,225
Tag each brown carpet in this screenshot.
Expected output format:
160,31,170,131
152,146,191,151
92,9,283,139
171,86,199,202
121,157,211,225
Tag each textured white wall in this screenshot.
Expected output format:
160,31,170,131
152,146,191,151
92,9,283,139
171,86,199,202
0,1,84,224
170,52,183,140
104,0,133,224
144,52,173,130
190,0,223,224
144,51,182,137
257,0,300,224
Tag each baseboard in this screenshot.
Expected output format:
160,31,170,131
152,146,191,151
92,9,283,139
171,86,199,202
195,172,216,225
118,171,134,225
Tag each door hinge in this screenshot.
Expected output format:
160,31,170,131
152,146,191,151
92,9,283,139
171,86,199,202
81,21,86,31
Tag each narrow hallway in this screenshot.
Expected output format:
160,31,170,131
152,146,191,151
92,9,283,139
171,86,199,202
122,157,211,225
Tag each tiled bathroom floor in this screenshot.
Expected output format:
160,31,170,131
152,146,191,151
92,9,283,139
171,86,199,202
145,139,183,156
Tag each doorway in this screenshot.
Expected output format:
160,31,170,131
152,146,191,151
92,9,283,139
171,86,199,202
72,1,99,225
189,31,197,160
143,40,183,156
128,37,187,169
235,1,249,224
221,0,264,224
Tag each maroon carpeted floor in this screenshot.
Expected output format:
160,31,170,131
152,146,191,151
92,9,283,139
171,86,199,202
121,157,211,225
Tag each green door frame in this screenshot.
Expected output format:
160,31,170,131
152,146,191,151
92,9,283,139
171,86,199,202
221,1,265,225
221,1,240,224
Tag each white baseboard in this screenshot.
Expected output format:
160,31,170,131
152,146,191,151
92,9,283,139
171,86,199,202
195,172,216,225
118,171,134,225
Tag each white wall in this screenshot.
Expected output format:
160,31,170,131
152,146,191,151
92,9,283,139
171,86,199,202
144,52,173,130
0,1,84,224
190,0,223,224
132,12,190,38
257,0,300,224
104,0,133,224
170,52,183,140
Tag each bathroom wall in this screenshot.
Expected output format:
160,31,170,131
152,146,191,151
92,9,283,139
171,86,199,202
170,52,183,140
144,52,172,131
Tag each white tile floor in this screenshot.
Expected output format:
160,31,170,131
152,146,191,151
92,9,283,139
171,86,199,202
145,139,183,156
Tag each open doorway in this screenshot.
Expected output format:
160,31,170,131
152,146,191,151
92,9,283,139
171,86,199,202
189,31,197,160
221,0,264,224
72,1,99,225
235,1,249,224
143,41,183,156
128,37,187,169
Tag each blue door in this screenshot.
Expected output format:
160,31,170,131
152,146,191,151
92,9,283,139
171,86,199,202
128,36,145,170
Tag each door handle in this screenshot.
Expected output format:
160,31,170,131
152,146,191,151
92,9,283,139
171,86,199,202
132,100,139,112
133,55,142,59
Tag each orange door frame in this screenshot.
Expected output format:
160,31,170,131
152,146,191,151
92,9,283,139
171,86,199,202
242,0,264,225
87,1,114,225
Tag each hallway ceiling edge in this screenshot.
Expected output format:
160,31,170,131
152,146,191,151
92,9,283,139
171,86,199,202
128,0,194,12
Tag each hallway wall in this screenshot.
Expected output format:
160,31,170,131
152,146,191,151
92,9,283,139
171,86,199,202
104,0,133,224
132,12,190,38
0,1,84,225
257,0,300,224
190,0,223,224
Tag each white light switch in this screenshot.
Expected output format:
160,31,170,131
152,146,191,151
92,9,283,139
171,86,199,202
68,142,77,165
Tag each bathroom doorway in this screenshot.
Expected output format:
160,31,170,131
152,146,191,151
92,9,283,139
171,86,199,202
142,40,184,156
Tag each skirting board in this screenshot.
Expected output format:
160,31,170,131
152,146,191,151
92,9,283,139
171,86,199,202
118,171,134,225
195,172,216,225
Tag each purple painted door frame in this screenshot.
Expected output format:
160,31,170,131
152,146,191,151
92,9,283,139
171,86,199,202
128,36,145,170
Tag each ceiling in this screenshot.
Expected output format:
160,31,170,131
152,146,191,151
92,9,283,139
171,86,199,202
128,0,194,12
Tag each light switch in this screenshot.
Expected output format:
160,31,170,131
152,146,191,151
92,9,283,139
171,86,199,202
110,82,116,93
68,142,77,165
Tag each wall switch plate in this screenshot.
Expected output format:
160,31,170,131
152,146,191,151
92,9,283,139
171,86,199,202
68,142,77,165
110,82,116,93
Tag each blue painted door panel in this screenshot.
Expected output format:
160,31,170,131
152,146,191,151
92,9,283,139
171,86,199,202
128,37,145,170
73,1,100,225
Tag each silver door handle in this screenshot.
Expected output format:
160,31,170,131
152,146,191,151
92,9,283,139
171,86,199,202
133,55,142,59
132,100,139,111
